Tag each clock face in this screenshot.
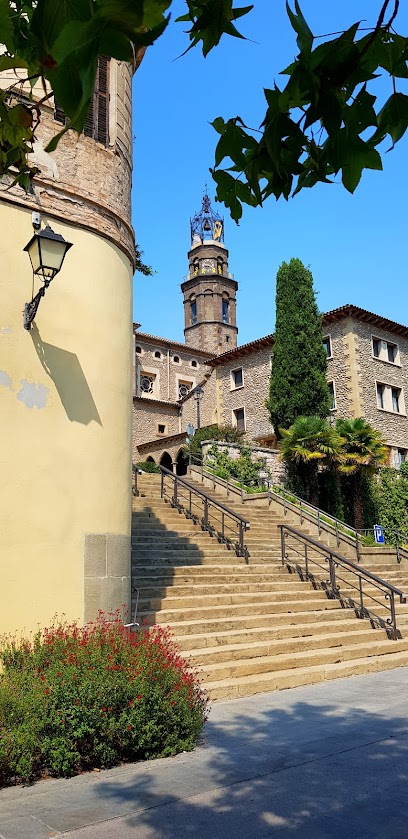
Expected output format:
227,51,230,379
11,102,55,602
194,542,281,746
202,259,215,274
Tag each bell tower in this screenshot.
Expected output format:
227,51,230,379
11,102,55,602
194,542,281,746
181,193,238,355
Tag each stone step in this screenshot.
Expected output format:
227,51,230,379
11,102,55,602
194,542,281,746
199,637,408,683
176,617,373,651
138,596,341,623
136,580,317,597
138,588,336,611
188,627,386,665
204,649,408,699
152,607,365,636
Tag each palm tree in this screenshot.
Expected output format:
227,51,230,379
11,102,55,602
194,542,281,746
279,416,342,506
335,417,388,530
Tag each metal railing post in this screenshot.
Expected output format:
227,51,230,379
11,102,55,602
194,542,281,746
221,511,225,542
317,509,321,535
160,469,164,498
280,527,286,565
238,521,245,556
173,476,178,507
335,519,339,547
304,543,309,578
329,554,337,595
300,501,303,525
203,496,209,530
359,575,364,613
395,531,401,564
390,590,396,632
356,532,361,562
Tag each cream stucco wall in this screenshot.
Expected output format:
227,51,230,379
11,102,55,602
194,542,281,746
0,203,133,634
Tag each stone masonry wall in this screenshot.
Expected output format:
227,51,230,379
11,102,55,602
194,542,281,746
132,399,180,460
325,318,356,418
0,61,135,266
216,343,274,441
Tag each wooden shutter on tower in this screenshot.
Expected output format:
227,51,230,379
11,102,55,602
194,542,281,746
54,57,109,146
83,56,109,145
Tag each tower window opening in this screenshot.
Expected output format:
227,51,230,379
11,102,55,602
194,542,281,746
222,298,229,324
191,300,197,325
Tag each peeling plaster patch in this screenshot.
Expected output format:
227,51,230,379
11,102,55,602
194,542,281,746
0,371,12,388
29,142,59,179
17,379,49,409
1,327,12,334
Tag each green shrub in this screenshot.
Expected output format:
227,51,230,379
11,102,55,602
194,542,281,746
187,425,245,459
0,615,208,786
205,444,270,490
134,460,160,474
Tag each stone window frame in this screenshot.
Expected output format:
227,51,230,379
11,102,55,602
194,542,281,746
230,367,244,391
138,366,159,399
172,354,181,364
371,334,401,367
322,335,333,359
328,379,337,411
232,406,246,432
135,344,143,355
190,359,199,369
153,350,162,360
157,423,167,436
177,375,195,401
375,380,406,416
392,447,407,468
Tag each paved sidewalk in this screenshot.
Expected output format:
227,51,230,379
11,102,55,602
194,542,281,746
1,668,408,838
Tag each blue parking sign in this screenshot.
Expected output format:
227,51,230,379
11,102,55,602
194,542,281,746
374,525,385,544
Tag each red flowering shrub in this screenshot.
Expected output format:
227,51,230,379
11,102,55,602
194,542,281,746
0,613,208,785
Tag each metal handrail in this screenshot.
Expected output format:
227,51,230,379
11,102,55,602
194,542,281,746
188,462,361,557
160,466,250,559
279,524,407,639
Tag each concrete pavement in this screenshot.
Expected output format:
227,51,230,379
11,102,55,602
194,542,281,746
1,667,408,838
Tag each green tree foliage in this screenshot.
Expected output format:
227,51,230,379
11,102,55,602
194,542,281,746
373,463,408,545
335,417,388,530
267,258,330,434
0,0,252,190
278,415,341,506
205,442,269,489
212,1,408,221
2,2,408,214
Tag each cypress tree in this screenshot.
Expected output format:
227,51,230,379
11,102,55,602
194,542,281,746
267,258,330,435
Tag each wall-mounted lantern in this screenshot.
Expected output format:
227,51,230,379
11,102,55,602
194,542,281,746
23,225,73,330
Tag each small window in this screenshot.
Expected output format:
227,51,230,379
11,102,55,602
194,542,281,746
233,408,245,431
157,423,166,435
231,368,244,389
140,373,155,395
373,338,381,358
154,350,162,359
222,298,229,324
328,381,336,410
322,336,332,358
173,355,181,364
392,387,401,413
395,448,407,468
388,343,397,363
54,56,109,146
191,359,198,368
191,300,197,326
377,382,384,410
178,380,192,400
135,345,142,355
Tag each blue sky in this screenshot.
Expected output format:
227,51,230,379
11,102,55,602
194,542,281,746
132,1,408,346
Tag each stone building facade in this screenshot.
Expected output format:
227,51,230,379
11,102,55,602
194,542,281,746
133,196,408,472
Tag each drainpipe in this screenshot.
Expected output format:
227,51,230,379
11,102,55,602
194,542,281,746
167,348,170,400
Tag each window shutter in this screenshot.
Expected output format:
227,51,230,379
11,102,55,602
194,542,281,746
95,56,109,145
54,58,109,146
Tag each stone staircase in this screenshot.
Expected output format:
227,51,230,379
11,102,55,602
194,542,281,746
132,473,408,699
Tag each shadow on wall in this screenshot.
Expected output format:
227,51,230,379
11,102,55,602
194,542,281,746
31,324,102,426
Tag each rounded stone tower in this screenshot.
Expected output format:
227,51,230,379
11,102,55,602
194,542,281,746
0,59,137,633
181,194,238,355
